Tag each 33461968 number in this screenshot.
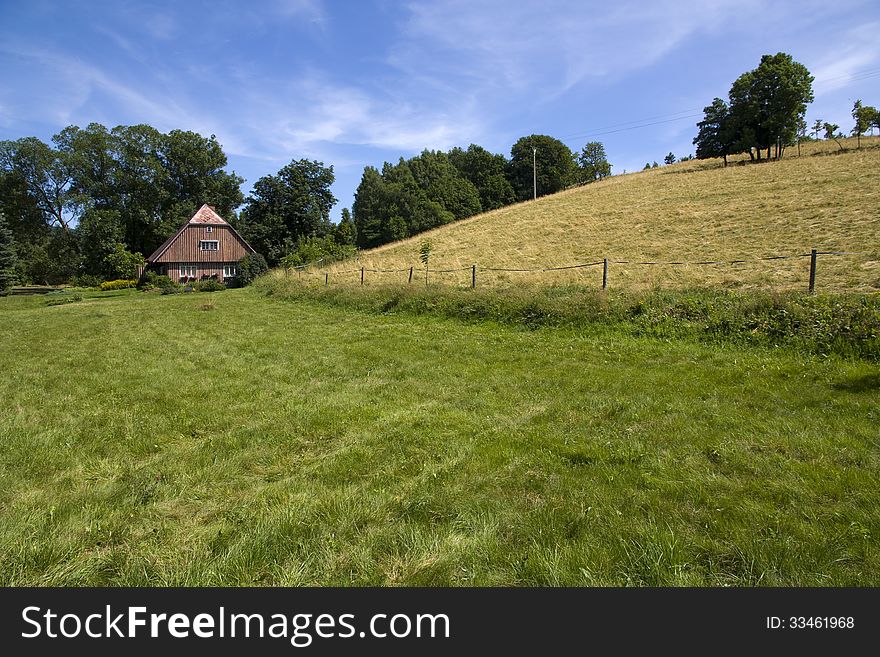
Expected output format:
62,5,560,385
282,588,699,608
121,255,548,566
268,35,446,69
766,616,854,629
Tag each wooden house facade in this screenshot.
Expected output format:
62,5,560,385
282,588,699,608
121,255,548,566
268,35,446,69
145,205,256,282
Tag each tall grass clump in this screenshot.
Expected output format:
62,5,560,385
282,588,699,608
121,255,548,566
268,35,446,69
256,272,880,360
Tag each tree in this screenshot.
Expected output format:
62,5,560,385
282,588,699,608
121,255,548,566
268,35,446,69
851,100,878,148
103,243,144,279
664,152,676,165
77,207,124,277
812,118,823,140
334,208,356,246
419,240,431,287
823,122,843,150
507,135,576,201
643,163,651,170
727,53,814,160
407,149,481,221
448,144,515,211
353,166,388,249
239,159,336,266
0,212,18,292
652,162,659,168
694,98,733,165
576,142,612,183
0,137,76,232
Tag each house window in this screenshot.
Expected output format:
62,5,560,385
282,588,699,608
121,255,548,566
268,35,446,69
180,264,197,279
205,226,213,233
199,240,219,251
223,265,238,278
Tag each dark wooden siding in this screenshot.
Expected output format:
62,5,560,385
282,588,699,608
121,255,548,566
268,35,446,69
160,262,240,282
153,225,251,264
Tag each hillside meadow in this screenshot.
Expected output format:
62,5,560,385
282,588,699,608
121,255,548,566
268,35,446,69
316,137,880,292
1,287,878,585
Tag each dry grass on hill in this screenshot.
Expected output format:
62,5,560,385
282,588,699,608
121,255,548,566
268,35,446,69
315,137,880,292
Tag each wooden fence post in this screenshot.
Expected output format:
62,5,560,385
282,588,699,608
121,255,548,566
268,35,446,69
602,258,608,290
808,249,817,294
472,264,476,289
325,272,329,287
408,267,413,284
361,267,365,286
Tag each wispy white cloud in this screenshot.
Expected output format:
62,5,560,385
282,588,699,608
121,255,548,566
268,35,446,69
391,0,762,98
810,22,880,94
273,0,325,23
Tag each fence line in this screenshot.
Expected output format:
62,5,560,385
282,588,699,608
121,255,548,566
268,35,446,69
285,249,876,293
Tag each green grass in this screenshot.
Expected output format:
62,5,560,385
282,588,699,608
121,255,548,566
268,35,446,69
1,287,878,585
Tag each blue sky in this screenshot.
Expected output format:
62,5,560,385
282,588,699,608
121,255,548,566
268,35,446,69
2,0,879,221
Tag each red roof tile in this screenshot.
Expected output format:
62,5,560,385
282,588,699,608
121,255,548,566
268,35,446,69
188,204,228,225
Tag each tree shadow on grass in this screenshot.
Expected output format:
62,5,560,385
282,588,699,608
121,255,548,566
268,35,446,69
832,373,880,393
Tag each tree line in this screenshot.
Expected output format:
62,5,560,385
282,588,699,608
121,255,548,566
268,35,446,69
0,126,613,286
352,138,611,250
0,124,244,285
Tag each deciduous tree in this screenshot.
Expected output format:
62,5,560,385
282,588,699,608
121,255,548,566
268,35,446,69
576,142,612,183
508,135,576,201
239,159,336,266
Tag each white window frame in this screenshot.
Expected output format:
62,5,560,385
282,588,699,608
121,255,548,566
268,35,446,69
223,264,238,278
199,240,219,251
180,264,197,279
205,226,213,233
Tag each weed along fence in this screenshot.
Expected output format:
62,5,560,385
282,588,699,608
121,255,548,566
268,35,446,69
284,248,877,293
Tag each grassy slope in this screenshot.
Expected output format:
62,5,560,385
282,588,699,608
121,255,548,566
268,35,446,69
326,138,880,291
1,288,878,585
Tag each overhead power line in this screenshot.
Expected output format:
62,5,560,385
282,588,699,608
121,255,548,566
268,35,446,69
557,65,880,143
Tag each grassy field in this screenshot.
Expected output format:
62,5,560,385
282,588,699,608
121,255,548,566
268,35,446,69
1,287,878,585
315,137,880,292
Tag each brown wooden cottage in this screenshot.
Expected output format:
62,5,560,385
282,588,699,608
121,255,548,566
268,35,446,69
145,204,255,282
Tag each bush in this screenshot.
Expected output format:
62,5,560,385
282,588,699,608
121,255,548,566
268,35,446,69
160,278,181,295
237,253,269,286
280,235,357,270
103,244,144,280
194,278,226,292
69,274,103,288
99,278,138,291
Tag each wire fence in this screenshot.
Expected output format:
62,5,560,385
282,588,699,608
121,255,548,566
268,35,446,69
283,249,876,293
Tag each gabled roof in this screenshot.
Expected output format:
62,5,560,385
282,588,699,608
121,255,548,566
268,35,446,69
146,204,255,263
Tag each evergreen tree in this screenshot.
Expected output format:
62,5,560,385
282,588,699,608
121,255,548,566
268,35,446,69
0,212,18,292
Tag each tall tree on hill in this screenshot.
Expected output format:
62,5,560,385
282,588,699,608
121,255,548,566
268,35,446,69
727,52,813,160
507,135,576,201
851,100,878,149
576,142,612,183
664,152,676,165
694,98,734,165
239,159,336,266
353,166,388,249
382,159,452,236
407,149,481,220
0,212,19,292
448,144,515,211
